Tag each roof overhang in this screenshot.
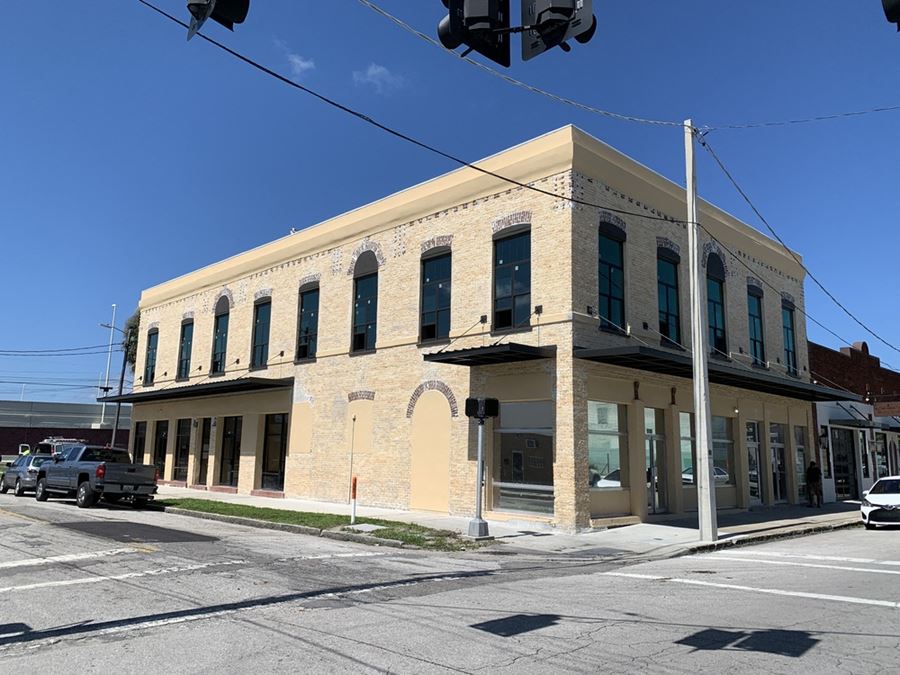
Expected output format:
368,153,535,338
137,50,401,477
98,377,294,404
423,343,556,367
575,346,857,402
829,418,898,431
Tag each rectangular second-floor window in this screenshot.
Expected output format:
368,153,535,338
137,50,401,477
748,291,766,366
296,288,319,360
177,321,193,380
143,330,158,385
420,253,451,342
782,304,797,375
352,273,378,352
598,235,624,331
251,300,271,369
493,230,531,331
657,257,681,346
707,277,727,356
212,311,229,374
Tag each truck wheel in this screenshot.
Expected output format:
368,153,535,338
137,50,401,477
0,480,8,494
35,478,49,502
76,481,97,509
14,479,25,497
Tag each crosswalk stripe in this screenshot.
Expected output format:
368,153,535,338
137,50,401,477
0,548,139,570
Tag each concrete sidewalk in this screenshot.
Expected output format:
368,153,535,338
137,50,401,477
154,485,862,560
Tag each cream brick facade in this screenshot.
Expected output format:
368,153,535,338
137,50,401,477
123,126,837,531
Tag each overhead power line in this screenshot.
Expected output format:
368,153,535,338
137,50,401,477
0,350,123,358
696,134,900,359
138,0,898,375
0,343,113,354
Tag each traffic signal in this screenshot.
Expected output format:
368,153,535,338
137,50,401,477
885,0,900,30
522,0,597,61
437,0,511,67
187,0,250,40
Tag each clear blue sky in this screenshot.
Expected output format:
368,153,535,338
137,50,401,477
2,0,899,402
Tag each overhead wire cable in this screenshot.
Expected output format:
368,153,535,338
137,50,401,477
696,133,900,358
0,343,113,354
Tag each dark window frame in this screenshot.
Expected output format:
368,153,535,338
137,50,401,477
250,297,272,370
492,229,532,333
657,251,682,348
351,251,379,354
296,284,320,361
747,287,766,366
706,254,727,357
419,249,452,344
598,223,626,333
177,320,193,381
782,301,798,376
260,412,289,492
211,296,230,376
143,329,159,385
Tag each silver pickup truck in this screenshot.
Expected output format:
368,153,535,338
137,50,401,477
35,445,158,508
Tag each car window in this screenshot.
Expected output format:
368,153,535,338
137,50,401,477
870,479,900,494
12,456,25,468
30,457,50,468
56,448,74,462
79,448,132,464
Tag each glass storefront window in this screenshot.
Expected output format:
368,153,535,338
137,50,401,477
680,412,695,485
712,416,736,485
875,432,889,479
860,430,870,478
794,426,808,499
493,401,554,514
588,402,628,489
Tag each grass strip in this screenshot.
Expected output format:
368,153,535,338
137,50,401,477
155,498,482,551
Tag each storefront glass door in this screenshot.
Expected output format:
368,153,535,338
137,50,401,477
645,408,667,514
770,423,787,503
492,401,554,515
219,416,242,487
831,427,858,500
746,422,763,506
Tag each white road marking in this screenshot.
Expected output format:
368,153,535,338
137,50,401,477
715,550,900,566
0,548,139,570
294,552,387,560
0,560,246,594
603,572,900,609
703,556,900,576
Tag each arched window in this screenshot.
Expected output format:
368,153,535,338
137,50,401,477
352,251,378,352
251,297,272,369
144,328,159,385
296,282,319,360
657,248,681,346
177,319,193,380
493,228,531,331
420,246,451,342
782,298,798,376
598,221,626,332
747,285,766,366
706,253,727,356
211,295,230,375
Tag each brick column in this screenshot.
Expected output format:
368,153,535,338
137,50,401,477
237,414,262,494
554,349,590,531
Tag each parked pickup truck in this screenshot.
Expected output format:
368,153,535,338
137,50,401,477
35,445,158,509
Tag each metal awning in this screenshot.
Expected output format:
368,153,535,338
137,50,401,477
423,343,556,367
575,345,857,402
98,377,294,404
829,418,897,431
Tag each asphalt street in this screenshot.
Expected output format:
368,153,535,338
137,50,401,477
0,494,897,674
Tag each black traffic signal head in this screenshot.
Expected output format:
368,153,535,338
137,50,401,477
522,0,596,60
465,397,500,419
437,0,511,67
187,0,250,40
885,0,900,30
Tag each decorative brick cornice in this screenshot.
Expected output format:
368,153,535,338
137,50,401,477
254,288,272,301
656,237,680,256
421,235,453,255
346,239,386,275
492,211,531,234
702,241,730,276
348,390,375,402
406,380,459,418
598,211,627,230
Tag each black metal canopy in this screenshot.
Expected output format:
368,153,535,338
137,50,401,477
575,345,857,402
98,377,294,404
423,343,556,367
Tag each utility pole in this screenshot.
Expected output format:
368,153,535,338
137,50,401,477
685,119,717,543
101,303,116,425
110,325,130,448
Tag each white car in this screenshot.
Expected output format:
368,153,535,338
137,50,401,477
861,476,900,530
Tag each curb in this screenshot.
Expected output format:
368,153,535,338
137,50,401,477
162,507,408,549
673,517,862,558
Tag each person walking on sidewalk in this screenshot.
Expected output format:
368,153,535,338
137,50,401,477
806,460,823,508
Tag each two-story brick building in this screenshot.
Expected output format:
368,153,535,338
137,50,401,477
107,126,848,531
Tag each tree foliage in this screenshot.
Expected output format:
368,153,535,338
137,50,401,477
123,308,140,371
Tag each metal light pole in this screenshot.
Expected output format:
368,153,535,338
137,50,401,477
685,119,718,542
468,417,490,538
101,304,117,424
101,322,129,448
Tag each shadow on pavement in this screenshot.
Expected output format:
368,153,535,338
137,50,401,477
471,613,561,637
649,502,859,534
676,627,819,658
